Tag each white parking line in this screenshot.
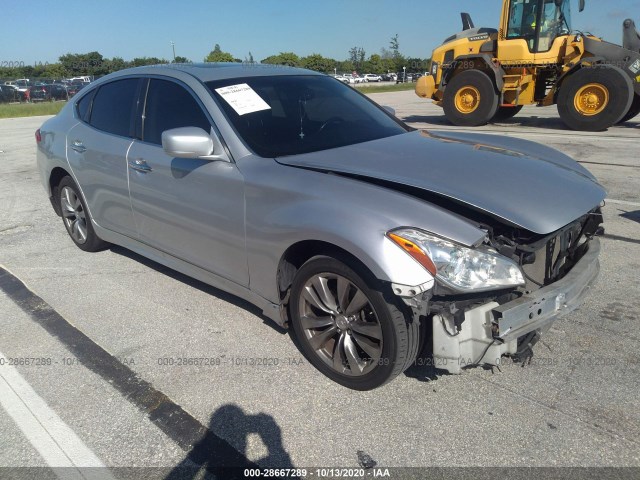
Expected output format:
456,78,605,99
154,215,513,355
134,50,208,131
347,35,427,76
0,350,115,479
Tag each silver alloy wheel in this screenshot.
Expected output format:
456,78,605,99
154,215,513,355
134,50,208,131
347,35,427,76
297,273,383,376
60,186,88,244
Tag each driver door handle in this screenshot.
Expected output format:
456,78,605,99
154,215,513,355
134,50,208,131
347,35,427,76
128,158,152,173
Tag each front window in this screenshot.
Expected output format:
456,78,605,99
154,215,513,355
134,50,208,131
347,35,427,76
206,75,409,158
507,0,571,52
142,79,211,145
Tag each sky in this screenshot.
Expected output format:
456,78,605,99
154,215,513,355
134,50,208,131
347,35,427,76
2,0,640,65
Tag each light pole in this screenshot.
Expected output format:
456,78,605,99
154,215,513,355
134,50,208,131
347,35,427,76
170,41,176,62
403,66,406,83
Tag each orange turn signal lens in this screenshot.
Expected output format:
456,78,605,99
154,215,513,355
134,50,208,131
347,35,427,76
387,232,437,276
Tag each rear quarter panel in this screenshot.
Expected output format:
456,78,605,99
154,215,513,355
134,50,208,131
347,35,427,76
36,102,77,197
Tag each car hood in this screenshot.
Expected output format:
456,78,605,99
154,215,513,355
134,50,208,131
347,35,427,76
275,130,606,235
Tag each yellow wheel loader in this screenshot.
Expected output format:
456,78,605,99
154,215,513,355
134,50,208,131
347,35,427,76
416,0,640,131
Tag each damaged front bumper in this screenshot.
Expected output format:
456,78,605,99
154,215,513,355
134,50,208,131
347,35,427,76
431,238,601,374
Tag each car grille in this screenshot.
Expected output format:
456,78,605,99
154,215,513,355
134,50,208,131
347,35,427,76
521,220,586,290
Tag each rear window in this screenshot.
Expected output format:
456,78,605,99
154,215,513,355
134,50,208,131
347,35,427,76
89,79,139,137
76,90,95,122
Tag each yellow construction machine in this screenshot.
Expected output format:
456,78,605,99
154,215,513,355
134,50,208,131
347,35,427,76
416,0,640,130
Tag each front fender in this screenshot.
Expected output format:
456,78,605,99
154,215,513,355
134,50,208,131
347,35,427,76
241,160,484,304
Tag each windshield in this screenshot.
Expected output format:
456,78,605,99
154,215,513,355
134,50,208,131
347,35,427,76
540,0,572,48
507,0,572,52
206,75,410,158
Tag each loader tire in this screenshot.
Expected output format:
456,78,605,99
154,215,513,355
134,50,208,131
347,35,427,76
558,65,633,131
492,105,523,122
443,70,499,127
618,94,640,124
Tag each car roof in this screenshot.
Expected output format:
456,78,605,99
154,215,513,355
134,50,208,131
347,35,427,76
101,62,323,83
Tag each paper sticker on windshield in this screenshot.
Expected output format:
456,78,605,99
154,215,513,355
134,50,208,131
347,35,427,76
215,83,271,116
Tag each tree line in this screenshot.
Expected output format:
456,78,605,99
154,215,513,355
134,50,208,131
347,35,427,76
0,35,430,80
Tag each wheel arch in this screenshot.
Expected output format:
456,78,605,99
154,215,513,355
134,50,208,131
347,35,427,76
48,166,72,216
276,240,382,306
441,54,505,93
554,58,640,103
554,58,604,103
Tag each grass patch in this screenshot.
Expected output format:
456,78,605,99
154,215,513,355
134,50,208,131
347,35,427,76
355,83,416,94
0,101,66,119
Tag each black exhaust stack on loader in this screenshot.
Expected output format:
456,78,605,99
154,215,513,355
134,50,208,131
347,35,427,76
461,13,474,31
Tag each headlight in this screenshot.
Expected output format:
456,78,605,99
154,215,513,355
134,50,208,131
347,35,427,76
387,228,525,292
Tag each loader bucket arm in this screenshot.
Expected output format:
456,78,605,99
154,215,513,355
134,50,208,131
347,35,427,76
623,19,640,52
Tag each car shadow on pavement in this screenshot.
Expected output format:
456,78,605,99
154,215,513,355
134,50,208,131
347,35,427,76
402,114,571,131
620,209,640,224
165,403,296,480
109,246,288,335
402,114,639,131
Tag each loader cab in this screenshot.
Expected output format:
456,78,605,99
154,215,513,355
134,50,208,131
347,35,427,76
499,0,575,63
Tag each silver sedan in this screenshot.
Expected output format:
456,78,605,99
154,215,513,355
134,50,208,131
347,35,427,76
36,64,606,390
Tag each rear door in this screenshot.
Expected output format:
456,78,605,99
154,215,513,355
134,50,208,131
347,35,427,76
66,78,141,237
127,78,248,286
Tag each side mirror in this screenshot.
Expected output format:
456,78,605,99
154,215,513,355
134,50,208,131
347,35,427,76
161,127,228,162
579,0,585,12
382,105,396,116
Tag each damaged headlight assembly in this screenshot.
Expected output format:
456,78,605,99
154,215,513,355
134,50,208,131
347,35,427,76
387,228,525,293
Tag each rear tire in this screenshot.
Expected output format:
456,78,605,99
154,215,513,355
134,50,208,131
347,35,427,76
492,105,523,122
57,176,109,252
289,256,420,390
557,66,633,131
443,70,499,127
618,94,640,124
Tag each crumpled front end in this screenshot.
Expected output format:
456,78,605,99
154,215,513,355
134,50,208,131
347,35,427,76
399,208,604,374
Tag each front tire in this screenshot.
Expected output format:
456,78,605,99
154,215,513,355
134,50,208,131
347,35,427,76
443,70,499,127
492,105,523,122
289,257,420,390
557,66,633,131
58,176,109,252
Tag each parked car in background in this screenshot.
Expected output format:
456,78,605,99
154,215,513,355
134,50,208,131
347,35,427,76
364,74,382,82
337,75,355,84
69,76,92,84
13,79,31,88
66,83,85,97
380,73,393,81
5,79,31,97
352,75,366,84
0,86,11,103
0,85,19,103
29,84,69,102
28,85,50,102
50,84,70,100
36,64,606,390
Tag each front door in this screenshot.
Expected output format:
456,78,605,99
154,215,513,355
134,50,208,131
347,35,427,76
127,78,248,286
